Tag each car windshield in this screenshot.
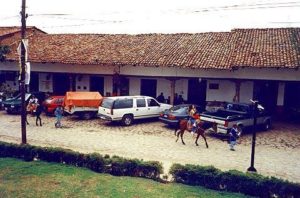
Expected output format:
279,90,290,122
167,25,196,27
170,105,188,113
101,98,114,108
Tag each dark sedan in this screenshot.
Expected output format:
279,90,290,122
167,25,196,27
159,104,204,127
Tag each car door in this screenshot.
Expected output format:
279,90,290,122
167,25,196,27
134,98,148,119
146,98,161,118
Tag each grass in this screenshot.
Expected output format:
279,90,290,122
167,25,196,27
0,158,253,198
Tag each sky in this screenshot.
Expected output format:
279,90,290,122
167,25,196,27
0,0,299,34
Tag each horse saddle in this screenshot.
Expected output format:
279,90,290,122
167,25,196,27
187,122,197,132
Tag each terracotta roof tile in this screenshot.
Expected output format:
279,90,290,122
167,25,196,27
0,27,21,37
231,28,300,69
1,27,299,70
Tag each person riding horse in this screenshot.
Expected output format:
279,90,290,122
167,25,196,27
187,105,198,134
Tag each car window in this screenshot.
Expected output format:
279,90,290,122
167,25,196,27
55,98,64,104
114,99,133,109
101,98,114,108
147,99,160,107
136,99,146,107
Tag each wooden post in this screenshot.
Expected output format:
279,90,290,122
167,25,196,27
166,77,179,106
20,0,27,144
170,79,175,105
233,80,241,102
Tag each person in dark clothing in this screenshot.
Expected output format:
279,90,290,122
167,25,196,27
35,103,43,126
229,124,238,151
156,92,165,103
178,95,184,104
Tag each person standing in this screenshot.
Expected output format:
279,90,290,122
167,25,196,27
54,105,63,128
156,92,165,103
35,103,43,126
229,124,238,151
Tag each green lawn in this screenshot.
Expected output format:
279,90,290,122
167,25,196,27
0,158,252,198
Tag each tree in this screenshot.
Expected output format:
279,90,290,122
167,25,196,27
0,45,10,62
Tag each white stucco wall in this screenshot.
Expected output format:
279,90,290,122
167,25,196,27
175,79,188,100
126,77,188,100
75,75,90,92
1,62,300,81
206,80,236,102
128,77,140,96
38,73,53,93
206,80,255,103
103,76,113,96
240,81,254,103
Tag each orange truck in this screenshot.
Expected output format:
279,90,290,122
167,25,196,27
64,92,103,119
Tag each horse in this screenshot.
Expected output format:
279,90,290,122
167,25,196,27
174,119,212,148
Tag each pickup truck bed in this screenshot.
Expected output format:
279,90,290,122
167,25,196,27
200,102,271,136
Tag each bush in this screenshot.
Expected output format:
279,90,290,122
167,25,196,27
170,163,300,197
0,141,162,181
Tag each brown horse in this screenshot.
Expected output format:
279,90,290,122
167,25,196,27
175,119,212,148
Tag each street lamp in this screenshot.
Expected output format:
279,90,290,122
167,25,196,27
247,99,258,172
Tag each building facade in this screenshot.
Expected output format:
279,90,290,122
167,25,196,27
0,27,299,115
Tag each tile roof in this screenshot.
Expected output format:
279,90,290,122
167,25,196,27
3,32,234,69
0,26,46,38
231,28,300,69
0,27,21,37
1,27,299,70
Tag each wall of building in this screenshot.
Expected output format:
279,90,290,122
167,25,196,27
206,80,254,103
206,79,235,102
38,73,53,93
0,61,296,107
240,81,254,103
104,76,113,96
2,62,300,81
75,75,90,91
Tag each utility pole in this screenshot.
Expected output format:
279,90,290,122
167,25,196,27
247,100,258,172
20,0,27,144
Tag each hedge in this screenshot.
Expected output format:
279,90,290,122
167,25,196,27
0,141,163,180
170,163,300,197
2,141,299,197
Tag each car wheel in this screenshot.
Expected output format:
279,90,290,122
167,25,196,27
122,114,133,126
237,124,244,137
263,120,271,131
80,112,94,120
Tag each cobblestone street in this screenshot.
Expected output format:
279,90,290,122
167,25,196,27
0,111,300,183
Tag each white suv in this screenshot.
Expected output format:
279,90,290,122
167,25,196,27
98,95,172,126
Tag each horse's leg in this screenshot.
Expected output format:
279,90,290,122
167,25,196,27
176,129,180,142
200,133,209,148
180,130,185,145
195,132,200,146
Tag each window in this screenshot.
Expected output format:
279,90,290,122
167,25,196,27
147,99,159,107
136,99,146,107
209,83,219,90
114,99,133,109
101,98,114,108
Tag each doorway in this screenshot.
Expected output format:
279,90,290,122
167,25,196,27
29,72,39,92
140,79,157,98
90,76,104,95
284,81,300,110
253,80,278,114
53,73,70,95
188,79,207,108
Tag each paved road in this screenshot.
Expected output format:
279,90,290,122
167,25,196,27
0,111,299,183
